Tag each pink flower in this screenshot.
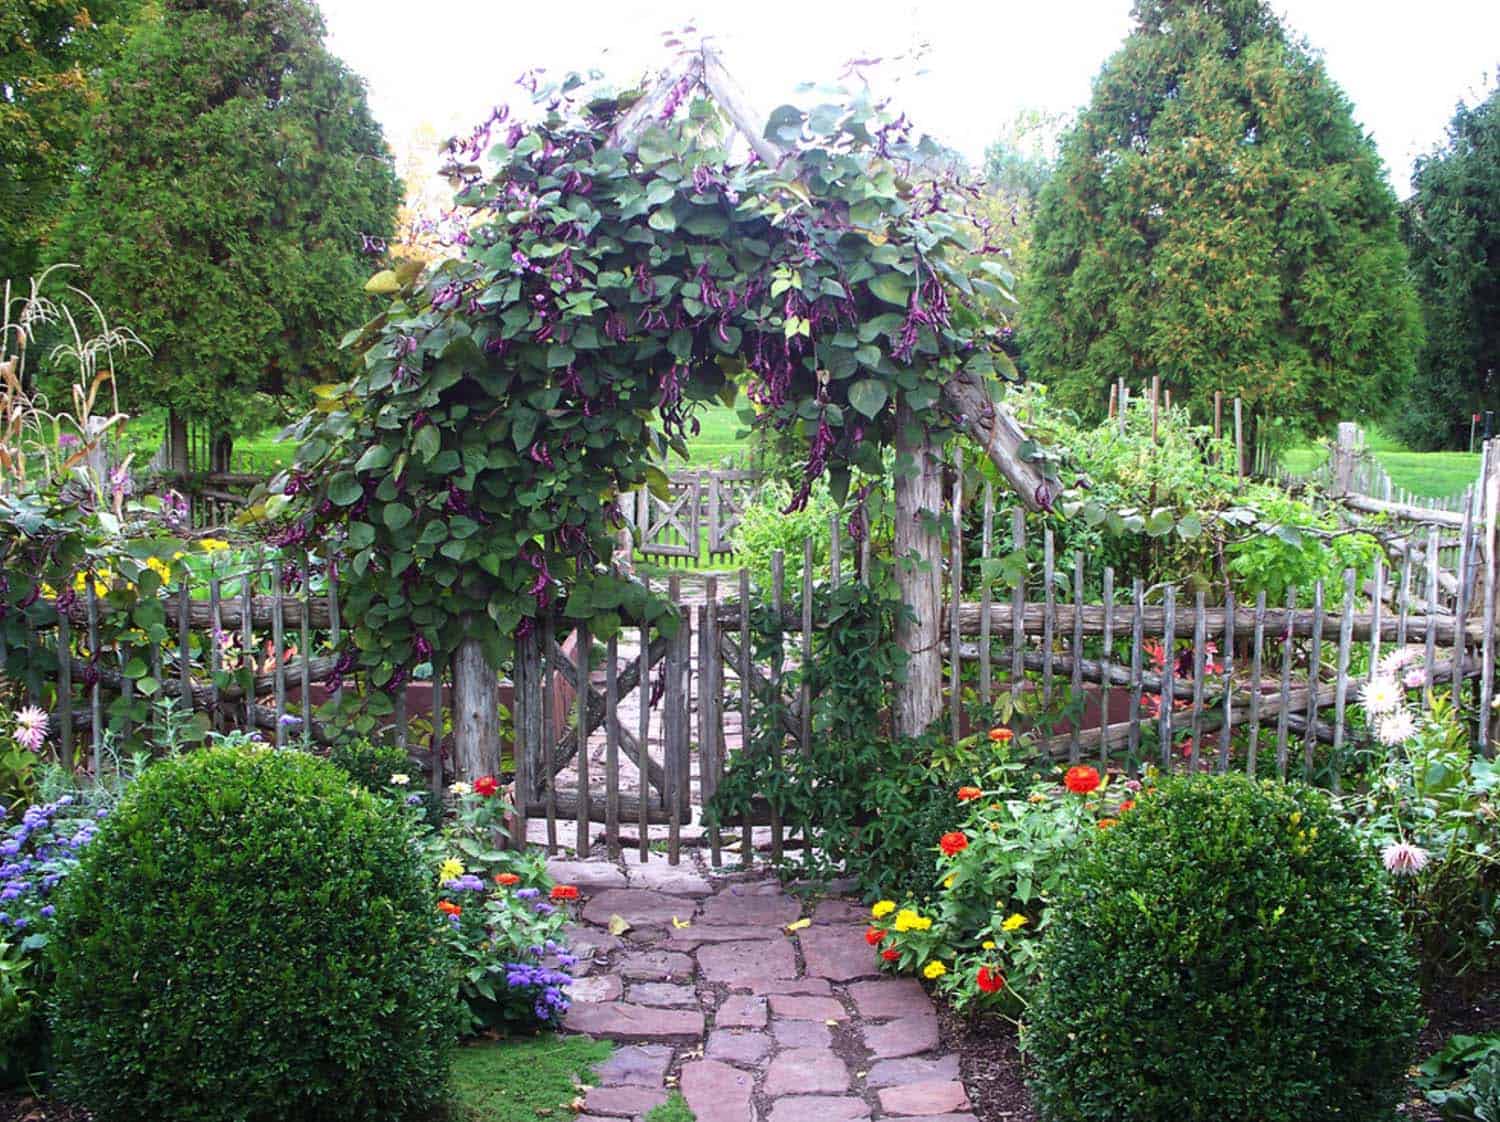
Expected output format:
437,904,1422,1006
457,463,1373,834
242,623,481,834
13,706,48,752
1382,842,1429,877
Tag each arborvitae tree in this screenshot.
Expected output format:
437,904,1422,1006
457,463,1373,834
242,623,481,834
50,0,401,466
1394,81,1500,450
0,0,143,281
1024,0,1421,436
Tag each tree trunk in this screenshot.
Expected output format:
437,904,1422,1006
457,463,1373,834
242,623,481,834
452,633,500,781
894,400,944,738
167,409,190,474
211,431,233,473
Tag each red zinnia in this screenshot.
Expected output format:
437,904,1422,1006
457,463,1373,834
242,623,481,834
437,900,461,916
881,948,900,962
976,966,1005,993
939,831,969,857
474,775,500,797
1064,765,1101,795
957,786,982,802
550,885,580,901
1120,799,1136,813
495,872,521,886
865,927,886,946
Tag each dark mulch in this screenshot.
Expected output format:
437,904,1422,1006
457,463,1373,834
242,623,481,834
938,1000,1037,1122
940,969,1500,1122
0,1096,90,1122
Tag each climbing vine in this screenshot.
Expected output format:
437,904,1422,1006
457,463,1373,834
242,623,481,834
271,67,1032,686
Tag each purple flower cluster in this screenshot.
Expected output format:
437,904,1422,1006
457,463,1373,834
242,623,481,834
504,948,575,1023
442,874,487,893
1,795,102,934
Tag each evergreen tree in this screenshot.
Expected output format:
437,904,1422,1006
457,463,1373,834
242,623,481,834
1023,0,1421,435
50,0,401,465
1394,80,1500,450
0,0,143,281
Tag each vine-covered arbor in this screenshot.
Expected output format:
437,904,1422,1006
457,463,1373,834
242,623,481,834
273,45,1055,774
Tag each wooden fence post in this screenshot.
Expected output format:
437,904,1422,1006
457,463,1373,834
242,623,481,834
894,401,944,737
452,630,500,782
1332,422,1360,496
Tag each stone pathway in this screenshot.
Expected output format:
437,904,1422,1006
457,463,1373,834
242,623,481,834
551,852,976,1122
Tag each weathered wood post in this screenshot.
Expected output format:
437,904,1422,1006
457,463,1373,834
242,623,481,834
894,402,944,736
1331,421,1360,496
452,632,500,781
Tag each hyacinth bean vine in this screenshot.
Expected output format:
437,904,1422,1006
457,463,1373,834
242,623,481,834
272,67,1030,685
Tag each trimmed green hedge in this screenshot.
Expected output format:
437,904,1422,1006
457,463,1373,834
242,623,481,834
1025,774,1420,1122
49,748,454,1121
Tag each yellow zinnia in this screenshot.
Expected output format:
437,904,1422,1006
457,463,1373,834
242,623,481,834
893,909,931,933
199,538,230,552
870,900,896,919
923,960,947,979
438,857,464,883
942,873,956,889
1002,913,1028,932
981,940,997,951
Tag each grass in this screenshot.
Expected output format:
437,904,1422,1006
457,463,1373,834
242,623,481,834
646,1093,696,1121
449,1034,612,1122
1282,426,1481,498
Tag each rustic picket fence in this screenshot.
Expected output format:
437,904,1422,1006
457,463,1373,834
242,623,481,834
13,431,1500,865
618,469,760,563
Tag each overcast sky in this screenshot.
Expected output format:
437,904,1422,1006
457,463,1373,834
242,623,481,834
319,0,1498,196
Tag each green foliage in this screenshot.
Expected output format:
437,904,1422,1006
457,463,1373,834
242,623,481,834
49,748,454,1121
1395,79,1500,449
871,758,1130,1021
988,392,1380,605
1418,1034,1500,1121
644,1094,697,1122
731,480,838,593
0,938,36,1086
1346,690,1500,979
274,70,1039,690
447,1035,612,1122
1025,773,1420,1122
0,0,144,280
48,0,401,441
1025,0,1421,434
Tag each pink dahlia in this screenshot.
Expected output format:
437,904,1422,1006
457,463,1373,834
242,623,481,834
1382,841,1430,877
13,706,48,752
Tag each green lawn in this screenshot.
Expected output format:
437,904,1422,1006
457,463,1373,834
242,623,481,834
1282,427,1481,498
450,1034,612,1122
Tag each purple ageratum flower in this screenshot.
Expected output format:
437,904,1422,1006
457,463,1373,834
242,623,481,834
442,874,487,893
405,794,424,807
515,887,540,900
58,432,80,449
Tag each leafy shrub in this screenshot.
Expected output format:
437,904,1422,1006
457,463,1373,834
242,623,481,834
1418,1034,1500,1121
870,759,1135,1019
1025,774,1420,1122
329,735,441,825
731,479,838,595
49,747,454,1122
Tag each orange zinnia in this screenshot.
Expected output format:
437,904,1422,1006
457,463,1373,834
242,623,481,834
1120,799,1136,813
1064,765,1101,795
939,831,969,857
988,727,1014,743
550,885,580,901
1097,817,1119,830
495,872,521,886
437,900,461,916
957,786,982,801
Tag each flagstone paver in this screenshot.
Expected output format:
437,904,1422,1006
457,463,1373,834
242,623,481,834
553,852,970,1121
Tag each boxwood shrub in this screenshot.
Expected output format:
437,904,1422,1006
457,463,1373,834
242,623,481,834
48,747,454,1122
1025,773,1420,1122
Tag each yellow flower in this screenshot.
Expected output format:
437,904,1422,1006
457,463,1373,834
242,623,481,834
942,873,955,889
438,857,464,884
1002,913,1029,932
981,940,997,950
893,909,931,933
923,960,947,979
870,900,896,919
199,538,230,552
145,557,173,583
